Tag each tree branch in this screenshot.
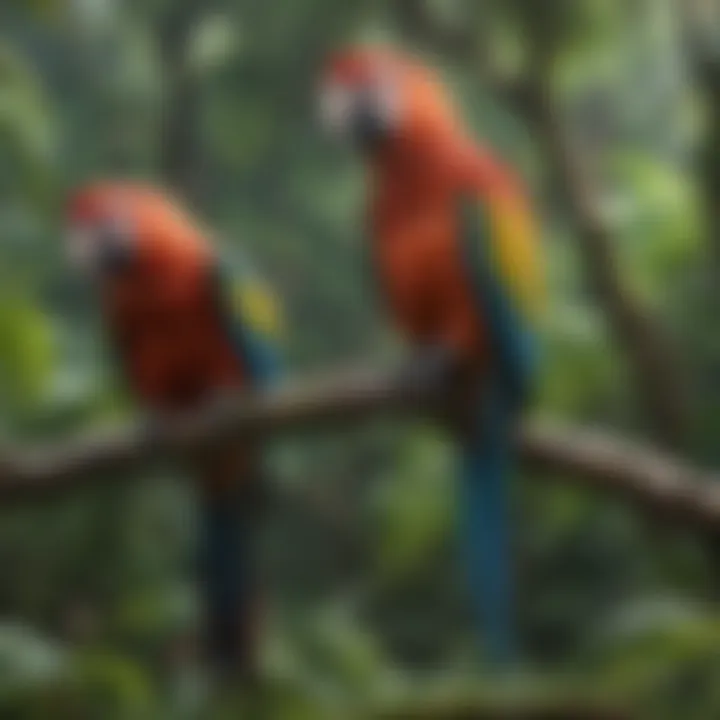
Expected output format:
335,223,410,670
680,0,720,278
0,363,717,539
158,0,207,204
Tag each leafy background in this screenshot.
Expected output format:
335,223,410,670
0,0,719,717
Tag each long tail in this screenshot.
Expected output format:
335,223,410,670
198,483,258,678
458,394,518,667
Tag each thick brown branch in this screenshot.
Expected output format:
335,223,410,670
0,364,717,538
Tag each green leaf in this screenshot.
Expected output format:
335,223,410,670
0,42,57,202
188,13,242,77
373,432,454,583
0,294,55,416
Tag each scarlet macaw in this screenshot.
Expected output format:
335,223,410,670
318,47,543,665
65,182,281,676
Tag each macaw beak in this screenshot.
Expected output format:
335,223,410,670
349,96,392,151
95,238,134,276
319,83,392,151
67,223,134,278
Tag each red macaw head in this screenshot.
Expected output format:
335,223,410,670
318,46,461,154
65,182,211,283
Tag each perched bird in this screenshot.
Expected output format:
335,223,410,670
318,47,543,665
65,182,281,677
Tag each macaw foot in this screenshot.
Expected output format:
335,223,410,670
138,411,167,446
397,345,473,430
138,410,193,456
397,345,459,401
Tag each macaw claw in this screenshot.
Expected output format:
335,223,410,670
397,344,461,407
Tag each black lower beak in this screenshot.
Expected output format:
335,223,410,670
352,106,389,152
97,242,133,276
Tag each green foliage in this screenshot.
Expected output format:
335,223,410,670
0,42,57,202
188,12,242,78
373,431,454,584
0,625,157,719
0,0,715,717
0,292,55,418
592,600,720,719
609,155,700,305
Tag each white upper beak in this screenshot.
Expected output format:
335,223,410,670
318,78,402,141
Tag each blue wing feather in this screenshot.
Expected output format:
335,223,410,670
238,328,282,387
453,195,540,666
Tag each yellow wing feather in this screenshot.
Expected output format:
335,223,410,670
486,193,545,322
232,279,284,339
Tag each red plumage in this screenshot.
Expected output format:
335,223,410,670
67,182,263,674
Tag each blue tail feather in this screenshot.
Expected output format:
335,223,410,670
199,493,255,673
458,394,518,667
